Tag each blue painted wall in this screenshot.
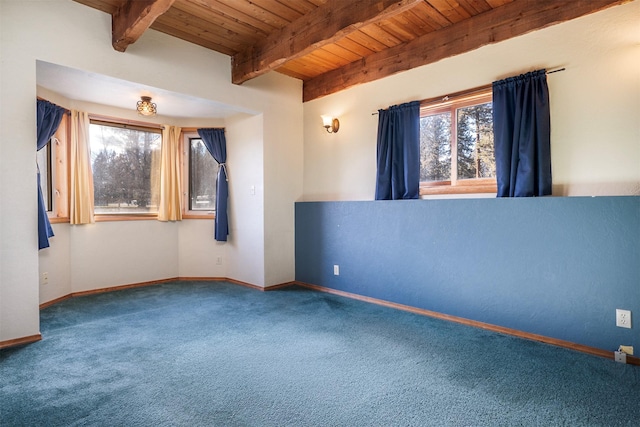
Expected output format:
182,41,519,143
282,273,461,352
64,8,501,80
295,197,639,352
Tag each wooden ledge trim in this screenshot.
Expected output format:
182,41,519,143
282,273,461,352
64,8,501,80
0,334,42,350
294,281,639,366
178,277,297,291
177,276,263,291
38,277,299,311
264,281,298,291
70,277,180,299
39,294,73,309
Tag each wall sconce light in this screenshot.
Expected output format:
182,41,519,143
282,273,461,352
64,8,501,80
136,96,157,116
321,115,340,133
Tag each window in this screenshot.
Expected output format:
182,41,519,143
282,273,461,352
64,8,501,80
36,113,69,221
37,142,52,211
419,89,496,195
182,133,217,218
89,121,161,215
188,137,217,212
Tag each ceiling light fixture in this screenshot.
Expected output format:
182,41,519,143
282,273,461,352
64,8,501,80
137,96,157,116
321,115,339,133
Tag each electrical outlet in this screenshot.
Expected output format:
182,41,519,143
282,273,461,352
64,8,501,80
41,272,49,285
216,257,222,265
616,309,631,328
333,265,339,276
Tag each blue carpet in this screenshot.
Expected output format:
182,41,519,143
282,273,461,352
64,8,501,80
1,281,639,426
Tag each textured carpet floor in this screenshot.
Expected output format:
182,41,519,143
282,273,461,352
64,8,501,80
1,281,639,426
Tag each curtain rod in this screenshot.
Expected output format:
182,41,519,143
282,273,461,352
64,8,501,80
89,113,164,130
37,96,71,114
181,127,226,133
546,67,566,74
371,67,566,115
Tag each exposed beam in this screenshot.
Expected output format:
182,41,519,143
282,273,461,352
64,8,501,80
231,0,423,85
112,0,176,52
303,0,630,102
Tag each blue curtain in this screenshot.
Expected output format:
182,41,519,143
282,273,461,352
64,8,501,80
375,100,420,200
197,128,229,241
36,99,66,249
492,70,552,197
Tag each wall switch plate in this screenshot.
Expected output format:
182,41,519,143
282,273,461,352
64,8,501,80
618,345,633,356
616,309,631,328
619,345,634,356
333,265,339,276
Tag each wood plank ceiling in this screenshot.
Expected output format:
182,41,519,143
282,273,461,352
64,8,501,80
73,0,629,102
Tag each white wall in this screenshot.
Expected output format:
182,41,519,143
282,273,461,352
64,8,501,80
1,0,303,343
37,224,71,304
70,221,179,292
223,114,266,286
177,220,227,279
260,77,304,287
1,1,41,342
302,1,640,201
176,113,268,285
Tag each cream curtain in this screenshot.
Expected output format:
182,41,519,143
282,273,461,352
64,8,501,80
158,125,183,221
70,110,95,224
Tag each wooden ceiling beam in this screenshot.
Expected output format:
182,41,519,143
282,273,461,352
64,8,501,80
112,0,176,52
302,0,630,102
231,0,423,85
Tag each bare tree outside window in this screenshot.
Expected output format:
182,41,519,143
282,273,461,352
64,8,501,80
189,138,217,212
36,142,51,211
90,122,161,214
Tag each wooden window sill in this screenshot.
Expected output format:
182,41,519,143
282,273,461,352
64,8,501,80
49,215,215,222
420,182,497,196
94,215,157,222
182,214,215,220
48,216,70,224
